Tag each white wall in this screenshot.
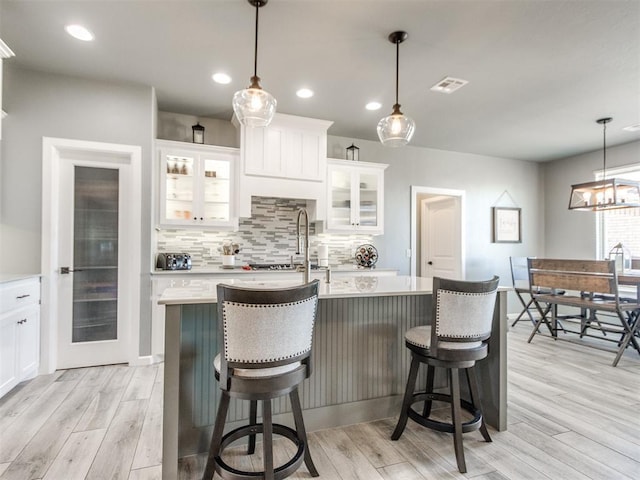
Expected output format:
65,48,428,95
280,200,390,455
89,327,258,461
542,140,640,259
327,135,546,293
1,64,156,356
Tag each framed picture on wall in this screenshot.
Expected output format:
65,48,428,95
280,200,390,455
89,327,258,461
493,207,521,243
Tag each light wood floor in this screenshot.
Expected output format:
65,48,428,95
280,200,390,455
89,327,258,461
1,323,638,480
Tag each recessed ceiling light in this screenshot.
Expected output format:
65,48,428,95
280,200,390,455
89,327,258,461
366,102,382,111
622,124,640,132
212,73,232,84
430,76,468,94
65,24,94,42
296,88,314,98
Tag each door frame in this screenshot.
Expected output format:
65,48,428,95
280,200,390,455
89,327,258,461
410,186,465,278
41,137,142,374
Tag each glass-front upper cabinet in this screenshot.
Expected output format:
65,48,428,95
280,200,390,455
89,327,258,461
157,140,238,229
326,159,388,234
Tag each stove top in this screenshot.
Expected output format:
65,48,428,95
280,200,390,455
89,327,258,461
248,263,297,271
248,263,319,271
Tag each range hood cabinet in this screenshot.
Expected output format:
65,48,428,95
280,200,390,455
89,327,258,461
234,113,333,220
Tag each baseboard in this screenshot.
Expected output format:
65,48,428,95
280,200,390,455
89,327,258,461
130,354,164,366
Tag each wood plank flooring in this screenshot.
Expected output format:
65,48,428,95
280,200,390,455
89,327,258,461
0,323,638,480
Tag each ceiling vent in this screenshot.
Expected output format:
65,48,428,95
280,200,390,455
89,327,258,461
430,76,468,94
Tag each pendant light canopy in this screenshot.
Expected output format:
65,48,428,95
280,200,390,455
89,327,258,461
377,31,415,147
568,117,640,210
232,0,276,128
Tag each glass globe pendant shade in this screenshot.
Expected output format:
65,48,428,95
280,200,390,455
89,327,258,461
232,76,276,128
377,104,415,147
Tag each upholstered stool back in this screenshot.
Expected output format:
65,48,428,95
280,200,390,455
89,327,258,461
429,277,498,361
217,287,318,392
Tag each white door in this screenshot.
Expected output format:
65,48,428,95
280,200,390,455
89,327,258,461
56,154,132,368
421,196,462,279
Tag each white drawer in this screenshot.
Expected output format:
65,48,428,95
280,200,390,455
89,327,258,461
0,277,40,315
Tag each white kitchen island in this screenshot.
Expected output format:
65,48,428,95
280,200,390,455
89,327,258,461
158,275,508,479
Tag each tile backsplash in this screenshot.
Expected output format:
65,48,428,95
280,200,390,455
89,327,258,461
156,197,376,268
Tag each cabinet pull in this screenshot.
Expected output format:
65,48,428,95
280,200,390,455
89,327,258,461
17,319,27,324
16,294,31,299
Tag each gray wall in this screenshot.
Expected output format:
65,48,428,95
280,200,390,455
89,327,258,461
1,64,156,356
542,140,640,259
327,135,546,291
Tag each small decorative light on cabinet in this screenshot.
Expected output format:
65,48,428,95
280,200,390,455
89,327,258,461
346,143,360,161
192,122,205,144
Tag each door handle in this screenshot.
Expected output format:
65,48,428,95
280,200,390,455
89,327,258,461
60,267,84,274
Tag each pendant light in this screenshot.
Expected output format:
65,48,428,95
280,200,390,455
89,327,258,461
568,117,640,210
232,0,276,127
377,31,415,147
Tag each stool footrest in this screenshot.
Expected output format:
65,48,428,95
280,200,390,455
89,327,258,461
408,392,483,434
215,424,305,480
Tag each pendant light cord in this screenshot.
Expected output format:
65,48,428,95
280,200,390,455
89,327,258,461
253,1,259,78
602,120,607,181
395,39,400,106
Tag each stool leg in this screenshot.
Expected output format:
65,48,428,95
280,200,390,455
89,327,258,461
202,391,231,480
248,400,257,454
449,368,467,474
290,387,319,477
262,399,274,480
422,364,435,417
391,354,420,440
466,367,491,442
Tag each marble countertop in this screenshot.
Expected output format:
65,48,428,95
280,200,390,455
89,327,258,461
158,275,435,304
0,273,41,284
151,265,397,275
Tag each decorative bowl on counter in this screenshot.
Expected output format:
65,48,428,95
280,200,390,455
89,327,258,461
355,244,378,268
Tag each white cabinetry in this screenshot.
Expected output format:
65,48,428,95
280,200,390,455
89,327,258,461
234,113,333,219
157,140,238,230
0,276,40,398
326,159,388,234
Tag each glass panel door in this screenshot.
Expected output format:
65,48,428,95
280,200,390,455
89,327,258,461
202,157,230,222
165,154,195,221
358,172,379,227
72,166,119,343
330,168,352,228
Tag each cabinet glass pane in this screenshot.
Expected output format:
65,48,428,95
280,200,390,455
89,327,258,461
73,166,119,343
165,154,195,220
359,172,379,227
202,158,230,221
330,169,352,227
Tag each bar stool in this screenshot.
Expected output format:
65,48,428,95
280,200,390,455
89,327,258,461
391,276,499,473
202,280,320,480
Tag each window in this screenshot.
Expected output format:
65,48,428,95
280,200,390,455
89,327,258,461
596,164,640,260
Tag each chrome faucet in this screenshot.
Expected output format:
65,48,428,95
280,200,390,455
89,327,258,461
296,208,311,283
